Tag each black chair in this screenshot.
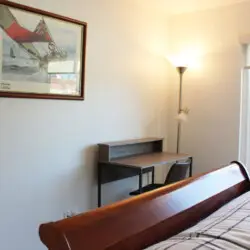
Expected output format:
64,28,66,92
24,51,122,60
129,161,191,195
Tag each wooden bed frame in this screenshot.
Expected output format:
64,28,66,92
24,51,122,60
39,161,250,250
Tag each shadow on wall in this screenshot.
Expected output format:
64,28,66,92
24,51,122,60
101,176,140,206
46,145,99,217
80,145,99,210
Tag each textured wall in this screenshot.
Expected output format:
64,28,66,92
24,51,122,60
167,1,250,173
0,1,168,249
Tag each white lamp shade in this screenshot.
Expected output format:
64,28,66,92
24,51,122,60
176,112,188,123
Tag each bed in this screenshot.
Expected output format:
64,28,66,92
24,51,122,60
39,161,250,250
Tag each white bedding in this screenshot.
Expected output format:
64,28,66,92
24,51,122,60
145,191,250,250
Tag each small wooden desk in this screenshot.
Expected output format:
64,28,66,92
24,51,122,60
98,138,192,207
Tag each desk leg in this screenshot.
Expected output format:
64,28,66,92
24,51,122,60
152,167,155,184
98,163,102,207
189,157,193,177
139,170,143,194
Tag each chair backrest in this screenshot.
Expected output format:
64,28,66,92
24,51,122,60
164,161,191,185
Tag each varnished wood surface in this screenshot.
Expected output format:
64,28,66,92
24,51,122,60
109,152,191,168
39,162,250,250
99,137,163,147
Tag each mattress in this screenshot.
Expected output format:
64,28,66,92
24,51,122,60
145,191,250,250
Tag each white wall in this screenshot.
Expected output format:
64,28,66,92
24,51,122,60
167,2,250,173
0,1,168,249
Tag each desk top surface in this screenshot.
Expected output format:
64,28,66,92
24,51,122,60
109,152,191,169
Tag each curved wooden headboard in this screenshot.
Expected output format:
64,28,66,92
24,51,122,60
39,161,250,250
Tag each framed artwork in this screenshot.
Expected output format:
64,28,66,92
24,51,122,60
0,0,87,100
